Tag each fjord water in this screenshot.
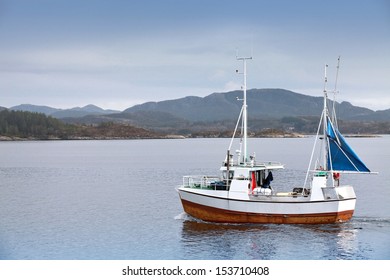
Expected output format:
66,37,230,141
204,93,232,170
0,137,389,260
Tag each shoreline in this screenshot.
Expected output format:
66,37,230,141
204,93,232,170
0,134,384,141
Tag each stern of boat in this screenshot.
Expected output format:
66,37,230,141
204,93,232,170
335,185,356,199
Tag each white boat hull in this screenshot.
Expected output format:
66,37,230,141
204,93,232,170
178,187,356,224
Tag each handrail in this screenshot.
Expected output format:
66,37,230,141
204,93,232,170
182,175,222,189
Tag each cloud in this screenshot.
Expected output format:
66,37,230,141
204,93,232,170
0,0,389,111
223,81,242,92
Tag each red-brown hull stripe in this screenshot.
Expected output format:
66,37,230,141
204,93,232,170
180,199,354,224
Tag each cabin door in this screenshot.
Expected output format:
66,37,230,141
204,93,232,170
250,170,265,190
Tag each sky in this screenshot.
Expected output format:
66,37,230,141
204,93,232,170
0,0,389,111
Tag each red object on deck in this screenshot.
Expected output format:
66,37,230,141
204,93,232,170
251,172,256,190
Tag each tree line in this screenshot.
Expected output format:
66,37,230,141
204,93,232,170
0,110,162,139
0,110,69,139
1,110,388,140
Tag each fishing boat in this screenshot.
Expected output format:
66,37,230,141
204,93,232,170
177,56,373,224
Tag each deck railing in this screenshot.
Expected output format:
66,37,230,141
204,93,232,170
182,175,221,189
222,160,284,168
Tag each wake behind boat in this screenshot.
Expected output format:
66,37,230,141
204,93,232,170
177,56,374,224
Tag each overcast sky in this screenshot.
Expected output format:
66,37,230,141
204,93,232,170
0,0,389,111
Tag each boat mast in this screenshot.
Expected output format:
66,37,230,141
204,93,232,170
236,55,252,164
323,64,329,170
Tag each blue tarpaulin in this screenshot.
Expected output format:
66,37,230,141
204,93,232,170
326,117,370,172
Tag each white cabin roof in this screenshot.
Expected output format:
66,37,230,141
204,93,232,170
220,161,284,172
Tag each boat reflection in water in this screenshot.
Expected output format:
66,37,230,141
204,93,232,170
179,214,362,259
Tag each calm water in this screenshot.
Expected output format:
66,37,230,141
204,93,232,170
0,137,389,260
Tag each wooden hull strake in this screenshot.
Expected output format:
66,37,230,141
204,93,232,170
180,198,354,224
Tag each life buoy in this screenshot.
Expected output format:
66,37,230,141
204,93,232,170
333,172,340,180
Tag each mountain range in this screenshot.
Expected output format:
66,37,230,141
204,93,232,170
3,89,390,134
9,104,120,118
124,89,390,122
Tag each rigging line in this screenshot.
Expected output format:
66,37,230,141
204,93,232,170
328,137,362,173
328,116,374,174
327,131,333,171
304,109,325,188
228,105,244,151
326,130,336,187
330,170,377,174
327,116,341,145
326,115,362,172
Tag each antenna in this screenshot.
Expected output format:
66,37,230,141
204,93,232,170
333,56,341,94
331,56,341,128
250,34,254,58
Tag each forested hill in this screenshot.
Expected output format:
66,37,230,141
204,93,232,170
0,110,164,140
0,110,66,139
